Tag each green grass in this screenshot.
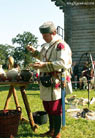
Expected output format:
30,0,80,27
0,88,95,138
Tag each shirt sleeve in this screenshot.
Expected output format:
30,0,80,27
32,43,47,60
31,50,41,60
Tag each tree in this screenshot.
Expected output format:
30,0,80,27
0,44,14,68
12,31,38,67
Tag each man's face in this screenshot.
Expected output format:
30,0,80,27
42,33,53,43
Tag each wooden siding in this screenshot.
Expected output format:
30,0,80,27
64,7,95,63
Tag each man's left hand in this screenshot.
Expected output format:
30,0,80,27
29,62,46,69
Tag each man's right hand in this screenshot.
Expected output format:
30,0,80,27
27,45,36,53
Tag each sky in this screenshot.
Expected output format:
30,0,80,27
0,0,64,46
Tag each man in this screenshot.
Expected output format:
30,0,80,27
79,61,91,89
27,21,72,138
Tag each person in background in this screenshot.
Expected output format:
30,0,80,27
71,62,79,89
79,61,90,89
27,21,72,138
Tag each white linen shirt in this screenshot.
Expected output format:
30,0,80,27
32,35,72,101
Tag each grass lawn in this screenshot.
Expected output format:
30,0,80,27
0,87,95,138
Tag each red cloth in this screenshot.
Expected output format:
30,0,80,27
36,73,38,78
66,75,71,82
43,99,62,115
57,43,65,50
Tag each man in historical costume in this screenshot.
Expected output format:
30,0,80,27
27,21,72,138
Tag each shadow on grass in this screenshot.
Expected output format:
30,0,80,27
17,133,42,138
17,123,41,138
26,93,40,96
0,84,39,91
0,86,10,91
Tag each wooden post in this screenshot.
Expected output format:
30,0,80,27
12,87,19,108
4,86,13,109
20,86,38,132
4,85,19,109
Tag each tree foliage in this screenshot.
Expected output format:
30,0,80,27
12,31,38,67
0,44,14,68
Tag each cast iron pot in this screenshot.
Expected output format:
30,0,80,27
33,111,47,125
20,69,32,82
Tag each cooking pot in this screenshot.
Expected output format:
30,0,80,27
33,111,47,125
6,68,19,81
20,69,32,82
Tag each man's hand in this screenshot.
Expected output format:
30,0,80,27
27,45,36,53
29,62,46,69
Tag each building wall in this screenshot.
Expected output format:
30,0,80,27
64,6,95,63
